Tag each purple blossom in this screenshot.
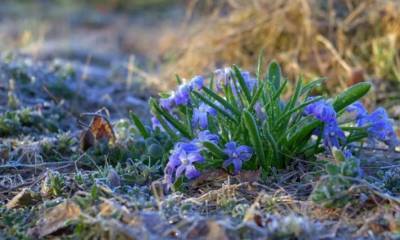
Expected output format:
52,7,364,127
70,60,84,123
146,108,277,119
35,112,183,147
304,98,337,122
192,103,217,129
175,84,191,105
254,102,266,121
151,116,163,130
160,93,176,110
164,142,204,185
240,71,258,92
322,122,346,149
192,130,219,148
189,75,205,91
214,67,257,93
346,101,368,125
348,102,398,148
223,141,253,174
362,108,399,147
215,67,232,91
304,98,345,150
160,83,192,111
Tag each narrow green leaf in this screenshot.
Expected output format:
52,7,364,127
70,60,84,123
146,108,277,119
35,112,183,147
332,82,371,112
129,111,150,138
256,50,264,81
285,77,303,112
301,77,325,96
192,91,237,122
276,96,323,125
149,99,178,140
150,99,192,138
175,74,182,85
202,87,241,116
185,107,193,136
248,82,265,111
262,120,280,168
287,118,320,147
268,61,281,91
243,110,266,170
232,65,252,102
203,141,227,159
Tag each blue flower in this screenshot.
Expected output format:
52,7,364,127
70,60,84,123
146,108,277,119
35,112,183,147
348,102,398,148
192,103,217,129
223,141,253,174
240,71,258,92
160,93,176,111
160,83,192,111
323,122,346,149
362,108,399,147
151,116,163,130
254,102,266,121
304,98,345,150
214,67,257,93
304,98,337,122
165,142,204,185
192,130,219,148
214,67,232,91
346,101,368,125
175,83,191,105
189,75,205,91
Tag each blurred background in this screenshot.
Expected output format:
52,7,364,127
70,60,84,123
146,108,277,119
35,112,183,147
1,0,399,118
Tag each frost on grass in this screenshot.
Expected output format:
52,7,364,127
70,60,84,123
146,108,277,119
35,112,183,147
0,55,400,239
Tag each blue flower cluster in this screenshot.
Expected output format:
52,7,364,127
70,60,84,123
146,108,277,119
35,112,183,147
160,76,205,111
304,98,345,150
304,98,399,151
150,64,398,188
215,67,258,94
164,129,253,186
347,101,399,148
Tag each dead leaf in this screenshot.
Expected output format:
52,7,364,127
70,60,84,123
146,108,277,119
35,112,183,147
80,110,116,151
6,188,41,209
80,129,95,151
89,115,116,144
29,201,81,238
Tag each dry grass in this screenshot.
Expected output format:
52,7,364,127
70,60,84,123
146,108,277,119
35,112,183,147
159,0,400,96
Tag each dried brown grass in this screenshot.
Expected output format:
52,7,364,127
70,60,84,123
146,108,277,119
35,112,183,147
159,0,400,95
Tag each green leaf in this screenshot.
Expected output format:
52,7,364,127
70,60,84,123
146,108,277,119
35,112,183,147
326,164,340,175
284,77,303,113
256,50,264,82
203,87,241,116
129,111,150,139
243,110,266,170
232,65,252,102
301,77,325,96
203,141,227,159
268,61,281,91
192,91,237,122
175,74,182,85
276,96,323,125
286,117,321,147
185,107,193,136
262,120,280,168
248,82,265,111
332,82,371,112
149,99,179,140
154,103,192,138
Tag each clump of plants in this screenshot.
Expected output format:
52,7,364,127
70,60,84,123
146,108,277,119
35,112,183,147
132,60,399,190
0,108,59,137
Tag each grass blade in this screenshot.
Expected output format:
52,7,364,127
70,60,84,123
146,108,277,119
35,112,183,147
129,111,150,138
